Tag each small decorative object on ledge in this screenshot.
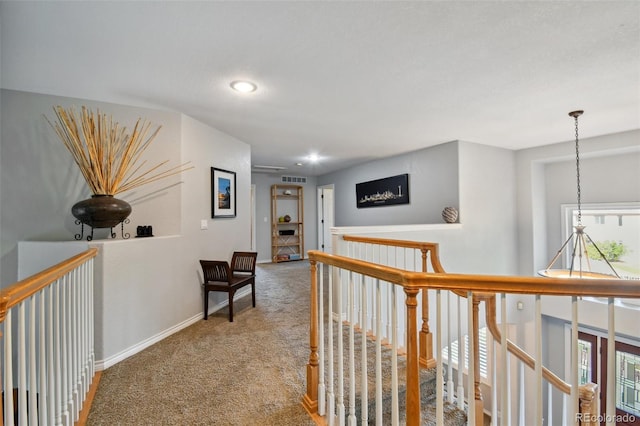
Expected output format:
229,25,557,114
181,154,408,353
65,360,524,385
136,226,154,238
46,105,193,241
441,206,458,223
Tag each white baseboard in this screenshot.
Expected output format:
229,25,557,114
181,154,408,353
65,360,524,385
95,288,252,370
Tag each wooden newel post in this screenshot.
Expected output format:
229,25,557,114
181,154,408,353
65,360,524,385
472,296,484,426
578,383,598,425
302,260,319,414
419,248,435,368
405,287,421,426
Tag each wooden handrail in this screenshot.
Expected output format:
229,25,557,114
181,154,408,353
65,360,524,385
0,248,99,323
305,249,639,424
308,250,640,298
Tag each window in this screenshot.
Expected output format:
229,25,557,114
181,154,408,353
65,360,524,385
442,326,489,379
578,338,594,385
562,203,640,280
617,348,640,417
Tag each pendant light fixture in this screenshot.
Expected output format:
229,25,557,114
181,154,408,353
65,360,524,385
538,111,620,279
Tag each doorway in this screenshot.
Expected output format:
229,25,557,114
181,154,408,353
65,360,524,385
317,185,334,253
577,330,640,425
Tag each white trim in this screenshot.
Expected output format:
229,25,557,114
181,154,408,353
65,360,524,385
331,223,462,236
95,287,252,370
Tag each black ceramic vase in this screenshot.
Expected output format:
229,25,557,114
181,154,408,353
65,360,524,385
71,195,132,229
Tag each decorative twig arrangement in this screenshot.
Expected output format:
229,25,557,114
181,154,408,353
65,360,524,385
46,105,192,196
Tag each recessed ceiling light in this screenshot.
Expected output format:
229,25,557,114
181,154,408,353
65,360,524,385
230,80,257,93
308,154,319,163
295,162,303,166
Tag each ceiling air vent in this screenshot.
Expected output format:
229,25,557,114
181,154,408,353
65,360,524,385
281,175,307,184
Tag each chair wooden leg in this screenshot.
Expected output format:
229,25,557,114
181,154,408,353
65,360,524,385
251,281,256,307
228,290,234,322
203,288,209,320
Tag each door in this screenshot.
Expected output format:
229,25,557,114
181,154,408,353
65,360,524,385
317,185,334,253
579,331,640,425
601,338,640,425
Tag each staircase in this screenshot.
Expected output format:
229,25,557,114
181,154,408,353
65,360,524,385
326,324,467,425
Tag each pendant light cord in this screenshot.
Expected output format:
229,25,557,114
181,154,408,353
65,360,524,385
570,110,584,224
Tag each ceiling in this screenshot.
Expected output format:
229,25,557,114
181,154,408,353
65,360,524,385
1,1,639,176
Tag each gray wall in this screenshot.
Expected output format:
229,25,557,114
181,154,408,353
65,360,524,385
0,88,252,310
317,141,459,226
1,89,182,285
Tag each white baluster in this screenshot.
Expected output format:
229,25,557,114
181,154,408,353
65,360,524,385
48,282,56,424
39,289,49,426
436,290,444,425
29,296,39,426
457,295,464,410
4,311,15,426
19,300,28,423
318,263,326,416
467,291,476,426
518,363,525,425
447,291,454,403
547,382,553,426
500,293,509,426
327,265,336,426
337,269,345,425
606,298,615,425
64,273,73,424
375,279,382,426
360,274,368,424
71,269,82,422
391,283,399,426
18,301,29,425
535,294,543,425
347,272,356,425
571,296,578,426
87,261,96,380
491,336,497,426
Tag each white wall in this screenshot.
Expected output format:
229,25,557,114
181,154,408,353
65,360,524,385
515,129,640,276
544,152,640,263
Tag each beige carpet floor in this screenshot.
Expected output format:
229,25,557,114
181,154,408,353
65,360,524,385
87,260,316,426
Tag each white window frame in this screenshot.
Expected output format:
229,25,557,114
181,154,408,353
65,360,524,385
561,201,640,285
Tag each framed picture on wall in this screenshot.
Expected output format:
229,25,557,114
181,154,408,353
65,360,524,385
356,173,409,208
211,167,236,218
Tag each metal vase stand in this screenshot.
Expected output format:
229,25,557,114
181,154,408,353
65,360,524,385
75,218,131,241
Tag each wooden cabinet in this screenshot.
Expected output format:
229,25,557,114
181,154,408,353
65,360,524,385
271,184,304,263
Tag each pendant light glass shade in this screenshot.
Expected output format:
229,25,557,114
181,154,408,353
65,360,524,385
538,111,620,279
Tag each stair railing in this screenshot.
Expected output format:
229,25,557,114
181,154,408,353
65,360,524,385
303,245,640,426
1,248,98,426
340,235,443,369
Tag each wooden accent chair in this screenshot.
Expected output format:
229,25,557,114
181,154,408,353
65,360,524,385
200,251,257,322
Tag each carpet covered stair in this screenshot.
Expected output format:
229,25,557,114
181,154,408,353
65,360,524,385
328,324,467,425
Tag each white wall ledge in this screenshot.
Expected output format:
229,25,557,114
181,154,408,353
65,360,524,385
331,223,462,235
